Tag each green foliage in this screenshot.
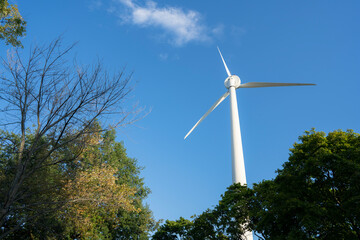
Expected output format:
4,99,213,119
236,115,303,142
152,184,253,240
251,129,360,239
0,37,147,238
0,129,67,239
0,0,26,47
0,123,156,239
153,129,360,240
152,217,194,240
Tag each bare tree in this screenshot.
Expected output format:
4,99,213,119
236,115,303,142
0,38,139,237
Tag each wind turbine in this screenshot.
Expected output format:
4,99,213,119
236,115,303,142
184,48,315,239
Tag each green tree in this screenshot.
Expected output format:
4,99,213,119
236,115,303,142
152,184,253,240
0,0,26,47
0,124,156,239
0,129,70,239
152,217,194,240
251,129,360,239
153,129,360,240
0,38,143,238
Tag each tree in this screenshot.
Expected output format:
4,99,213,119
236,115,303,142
152,184,253,240
0,124,157,239
61,125,157,239
250,129,360,239
152,217,194,240
0,0,26,47
61,164,138,239
0,38,141,238
153,129,360,240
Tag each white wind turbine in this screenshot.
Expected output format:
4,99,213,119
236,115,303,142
184,48,315,240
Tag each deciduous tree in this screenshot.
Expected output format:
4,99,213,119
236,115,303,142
251,129,360,239
153,129,360,240
152,217,193,240
0,38,141,238
152,184,253,240
61,125,157,239
0,0,26,47
0,123,156,239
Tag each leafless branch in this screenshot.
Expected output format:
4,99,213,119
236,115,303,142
0,37,143,235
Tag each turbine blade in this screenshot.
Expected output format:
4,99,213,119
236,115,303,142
238,82,316,88
184,91,229,139
217,47,231,77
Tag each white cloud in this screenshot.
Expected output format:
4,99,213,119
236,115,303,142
115,0,211,46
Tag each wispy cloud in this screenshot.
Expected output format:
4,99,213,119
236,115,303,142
159,53,168,61
89,0,103,11
114,0,211,46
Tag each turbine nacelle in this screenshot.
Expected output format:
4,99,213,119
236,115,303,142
224,75,241,89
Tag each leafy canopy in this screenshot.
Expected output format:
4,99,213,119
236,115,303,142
0,124,157,239
0,38,146,238
250,129,360,239
0,0,26,47
153,129,360,240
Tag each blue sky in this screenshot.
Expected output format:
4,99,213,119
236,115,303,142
5,0,360,226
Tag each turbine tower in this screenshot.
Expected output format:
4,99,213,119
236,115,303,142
184,48,315,240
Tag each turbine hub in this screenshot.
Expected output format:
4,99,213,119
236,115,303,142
224,75,241,89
